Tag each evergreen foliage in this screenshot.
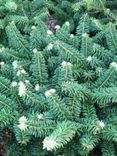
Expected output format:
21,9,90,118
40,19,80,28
0,0,117,156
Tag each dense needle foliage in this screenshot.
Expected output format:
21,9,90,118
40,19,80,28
0,0,117,156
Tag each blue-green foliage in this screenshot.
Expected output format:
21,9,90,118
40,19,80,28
0,0,117,156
